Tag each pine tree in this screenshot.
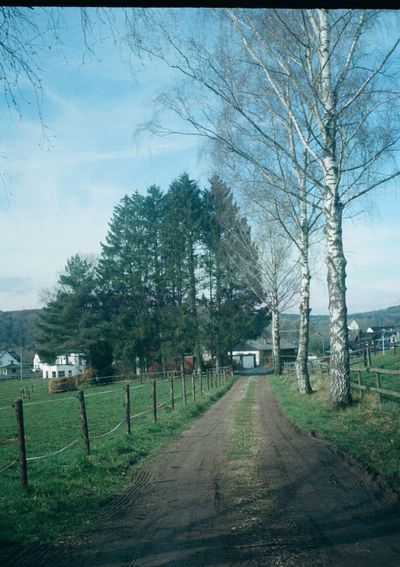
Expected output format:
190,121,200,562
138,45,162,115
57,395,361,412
161,173,204,369
36,255,113,375
202,176,269,365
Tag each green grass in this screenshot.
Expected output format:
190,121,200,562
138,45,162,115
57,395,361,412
269,372,400,492
350,349,400,393
0,372,235,545
227,377,257,461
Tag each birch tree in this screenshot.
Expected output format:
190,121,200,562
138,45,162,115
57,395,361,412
215,124,322,393
227,211,298,375
122,8,400,406
228,9,400,406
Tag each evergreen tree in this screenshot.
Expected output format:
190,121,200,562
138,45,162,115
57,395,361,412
36,255,113,375
98,187,168,372
202,176,269,365
161,173,204,369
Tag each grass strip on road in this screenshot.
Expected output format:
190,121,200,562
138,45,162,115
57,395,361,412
269,372,400,493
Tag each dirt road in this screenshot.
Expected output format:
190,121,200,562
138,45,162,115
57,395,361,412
5,376,400,566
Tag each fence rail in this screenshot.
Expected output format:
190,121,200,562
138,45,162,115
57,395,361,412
283,347,400,405
350,366,400,404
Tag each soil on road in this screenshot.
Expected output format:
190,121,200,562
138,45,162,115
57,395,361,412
5,376,400,566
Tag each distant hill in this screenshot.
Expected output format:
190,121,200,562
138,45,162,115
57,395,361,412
282,305,400,334
1,304,400,362
348,305,400,329
0,309,42,362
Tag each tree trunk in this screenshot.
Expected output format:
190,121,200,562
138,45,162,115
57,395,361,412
295,218,313,394
271,308,282,375
319,8,351,407
325,195,351,406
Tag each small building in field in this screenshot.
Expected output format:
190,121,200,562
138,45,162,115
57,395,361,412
365,326,400,349
0,362,19,378
0,351,20,367
231,339,298,369
34,353,87,379
0,352,21,379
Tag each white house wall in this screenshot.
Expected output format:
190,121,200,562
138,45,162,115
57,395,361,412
41,364,84,379
231,350,260,366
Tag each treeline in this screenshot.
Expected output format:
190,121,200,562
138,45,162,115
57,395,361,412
0,310,39,356
36,174,269,374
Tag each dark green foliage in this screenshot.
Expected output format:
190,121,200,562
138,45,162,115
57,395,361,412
160,173,204,367
36,173,268,373
201,176,269,364
0,310,39,357
36,255,113,376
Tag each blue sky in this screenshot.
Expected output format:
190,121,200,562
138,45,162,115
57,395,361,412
1,8,399,315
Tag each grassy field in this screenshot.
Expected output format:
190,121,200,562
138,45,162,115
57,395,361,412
0,371,234,545
269,368,400,493
350,349,400,393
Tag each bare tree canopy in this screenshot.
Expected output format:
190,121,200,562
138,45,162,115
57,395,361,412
121,7,400,406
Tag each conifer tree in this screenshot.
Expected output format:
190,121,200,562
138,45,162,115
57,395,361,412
36,255,113,375
202,176,269,365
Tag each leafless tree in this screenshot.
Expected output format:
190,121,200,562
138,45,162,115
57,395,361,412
228,212,299,375
214,120,322,393
121,8,400,406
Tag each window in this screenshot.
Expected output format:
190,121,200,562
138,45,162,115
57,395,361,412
58,371,65,377
52,371,56,378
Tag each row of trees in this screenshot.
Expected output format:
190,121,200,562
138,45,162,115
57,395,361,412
3,8,399,407
120,7,400,406
36,174,268,375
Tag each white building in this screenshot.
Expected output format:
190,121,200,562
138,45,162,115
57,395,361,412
0,351,20,367
34,353,87,379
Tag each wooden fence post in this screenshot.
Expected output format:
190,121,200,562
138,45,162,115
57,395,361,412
125,384,131,434
357,371,364,399
78,391,91,455
367,344,372,367
363,345,367,367
182,373,187,406
192,371,196,401
206,370,210,391
14,399,28,487
199,369,203,396
152,380,157,421
170,374,175,410
375,371,382,406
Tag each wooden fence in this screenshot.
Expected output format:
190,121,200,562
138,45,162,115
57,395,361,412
350,366,400,404
4,367,233,488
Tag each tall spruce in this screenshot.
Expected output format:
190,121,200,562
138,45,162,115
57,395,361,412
202,176,269,365
36,255,112,375
98,192,156,372
161,173,204,369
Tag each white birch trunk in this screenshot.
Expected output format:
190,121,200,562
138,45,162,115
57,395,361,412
319,9,351,406
271,307,282,375
324,193,351,405
295,210,313,394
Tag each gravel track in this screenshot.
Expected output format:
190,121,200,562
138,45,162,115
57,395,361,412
3,376,400,566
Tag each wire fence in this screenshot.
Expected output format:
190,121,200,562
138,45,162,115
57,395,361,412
0,367,233,487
